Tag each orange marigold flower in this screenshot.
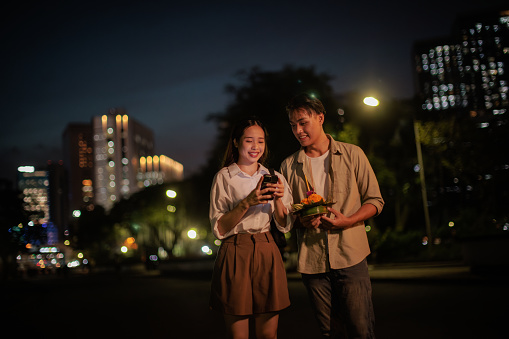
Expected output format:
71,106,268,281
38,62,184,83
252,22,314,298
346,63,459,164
300,193,324,205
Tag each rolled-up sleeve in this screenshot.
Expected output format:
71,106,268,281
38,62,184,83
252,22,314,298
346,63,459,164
209,171,232,239
273,172,295,233
355,148,385,216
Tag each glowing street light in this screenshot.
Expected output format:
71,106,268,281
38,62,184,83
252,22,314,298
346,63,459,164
361,95,431,241
187,229,197,239
166,190,177,198
363,96,380,107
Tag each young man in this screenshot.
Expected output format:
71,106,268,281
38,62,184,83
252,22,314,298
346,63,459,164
280,94,384,338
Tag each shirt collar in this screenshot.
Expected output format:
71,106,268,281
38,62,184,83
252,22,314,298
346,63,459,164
227,163,270,178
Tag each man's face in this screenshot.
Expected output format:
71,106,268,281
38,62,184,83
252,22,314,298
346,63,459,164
289,108,324,148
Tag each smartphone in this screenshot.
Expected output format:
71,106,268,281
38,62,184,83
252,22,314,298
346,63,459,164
261,174,278,200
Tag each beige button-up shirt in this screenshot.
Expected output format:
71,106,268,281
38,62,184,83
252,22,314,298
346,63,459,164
280,135,384,273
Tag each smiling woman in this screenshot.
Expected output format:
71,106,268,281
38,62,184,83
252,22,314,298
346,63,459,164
208,117,294,338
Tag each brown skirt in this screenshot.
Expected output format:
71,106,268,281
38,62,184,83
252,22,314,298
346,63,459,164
209,232,290,316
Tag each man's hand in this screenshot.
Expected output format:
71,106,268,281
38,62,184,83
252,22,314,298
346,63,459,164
320,204,377,231
320,207,354,230
298,214,322,229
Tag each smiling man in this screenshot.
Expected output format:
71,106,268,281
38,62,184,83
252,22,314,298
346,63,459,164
280,93,384,338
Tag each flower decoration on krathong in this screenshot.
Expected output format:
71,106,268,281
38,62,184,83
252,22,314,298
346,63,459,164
292,175,334,217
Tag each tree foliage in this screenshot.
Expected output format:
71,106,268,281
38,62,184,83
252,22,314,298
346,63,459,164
205,65,340,171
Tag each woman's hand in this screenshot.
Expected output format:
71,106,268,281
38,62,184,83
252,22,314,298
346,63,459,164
217,176,273,236
245,176,274,206
271,177,285,201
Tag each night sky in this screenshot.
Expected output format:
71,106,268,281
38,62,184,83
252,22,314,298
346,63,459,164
1,0,504,182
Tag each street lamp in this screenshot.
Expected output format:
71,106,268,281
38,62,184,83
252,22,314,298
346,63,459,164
363,96,380,107
187,229,197,239
413,122,432,243
362,96,432,243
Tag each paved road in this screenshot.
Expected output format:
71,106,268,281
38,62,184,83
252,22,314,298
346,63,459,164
2,265,507,338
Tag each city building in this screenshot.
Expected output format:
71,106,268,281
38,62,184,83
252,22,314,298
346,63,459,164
63,123,94,216
64,108,183,212
16,166,58,246
137,155,184,188
17,166,50,225
414,8,509,125
92,108,156,210
47,160,67,244
412,8,509,235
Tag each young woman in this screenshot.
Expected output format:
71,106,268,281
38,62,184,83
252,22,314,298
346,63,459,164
209,118,293,339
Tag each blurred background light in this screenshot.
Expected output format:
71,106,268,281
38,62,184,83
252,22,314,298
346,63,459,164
187,229,197,239
363,96,380,107
166,190,177,198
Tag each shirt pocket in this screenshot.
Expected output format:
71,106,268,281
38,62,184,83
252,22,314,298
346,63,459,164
333,168,352,194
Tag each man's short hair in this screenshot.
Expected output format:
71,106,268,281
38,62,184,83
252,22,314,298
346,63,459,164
286,93,326,116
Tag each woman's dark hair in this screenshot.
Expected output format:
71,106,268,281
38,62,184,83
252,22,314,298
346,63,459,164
221,118,269,168
285,93,326,116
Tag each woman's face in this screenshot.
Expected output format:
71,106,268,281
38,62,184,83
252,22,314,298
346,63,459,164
235,125,266,166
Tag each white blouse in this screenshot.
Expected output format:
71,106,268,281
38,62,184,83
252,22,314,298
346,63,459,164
209,163,294,240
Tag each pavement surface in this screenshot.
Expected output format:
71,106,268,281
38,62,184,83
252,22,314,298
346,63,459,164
2,261,508,339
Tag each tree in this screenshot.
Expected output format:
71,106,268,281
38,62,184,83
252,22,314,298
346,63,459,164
205,65,340,171
75,205,115,264
415,112,509,237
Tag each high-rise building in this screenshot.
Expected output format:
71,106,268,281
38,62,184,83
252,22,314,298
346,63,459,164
47,160,67,244
63,108,184,212
16,166,58,246
137,155,184,188
414,9,509,125
62,123,95,217
17,166,50,224
412,8,509,235
92,108,155,210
